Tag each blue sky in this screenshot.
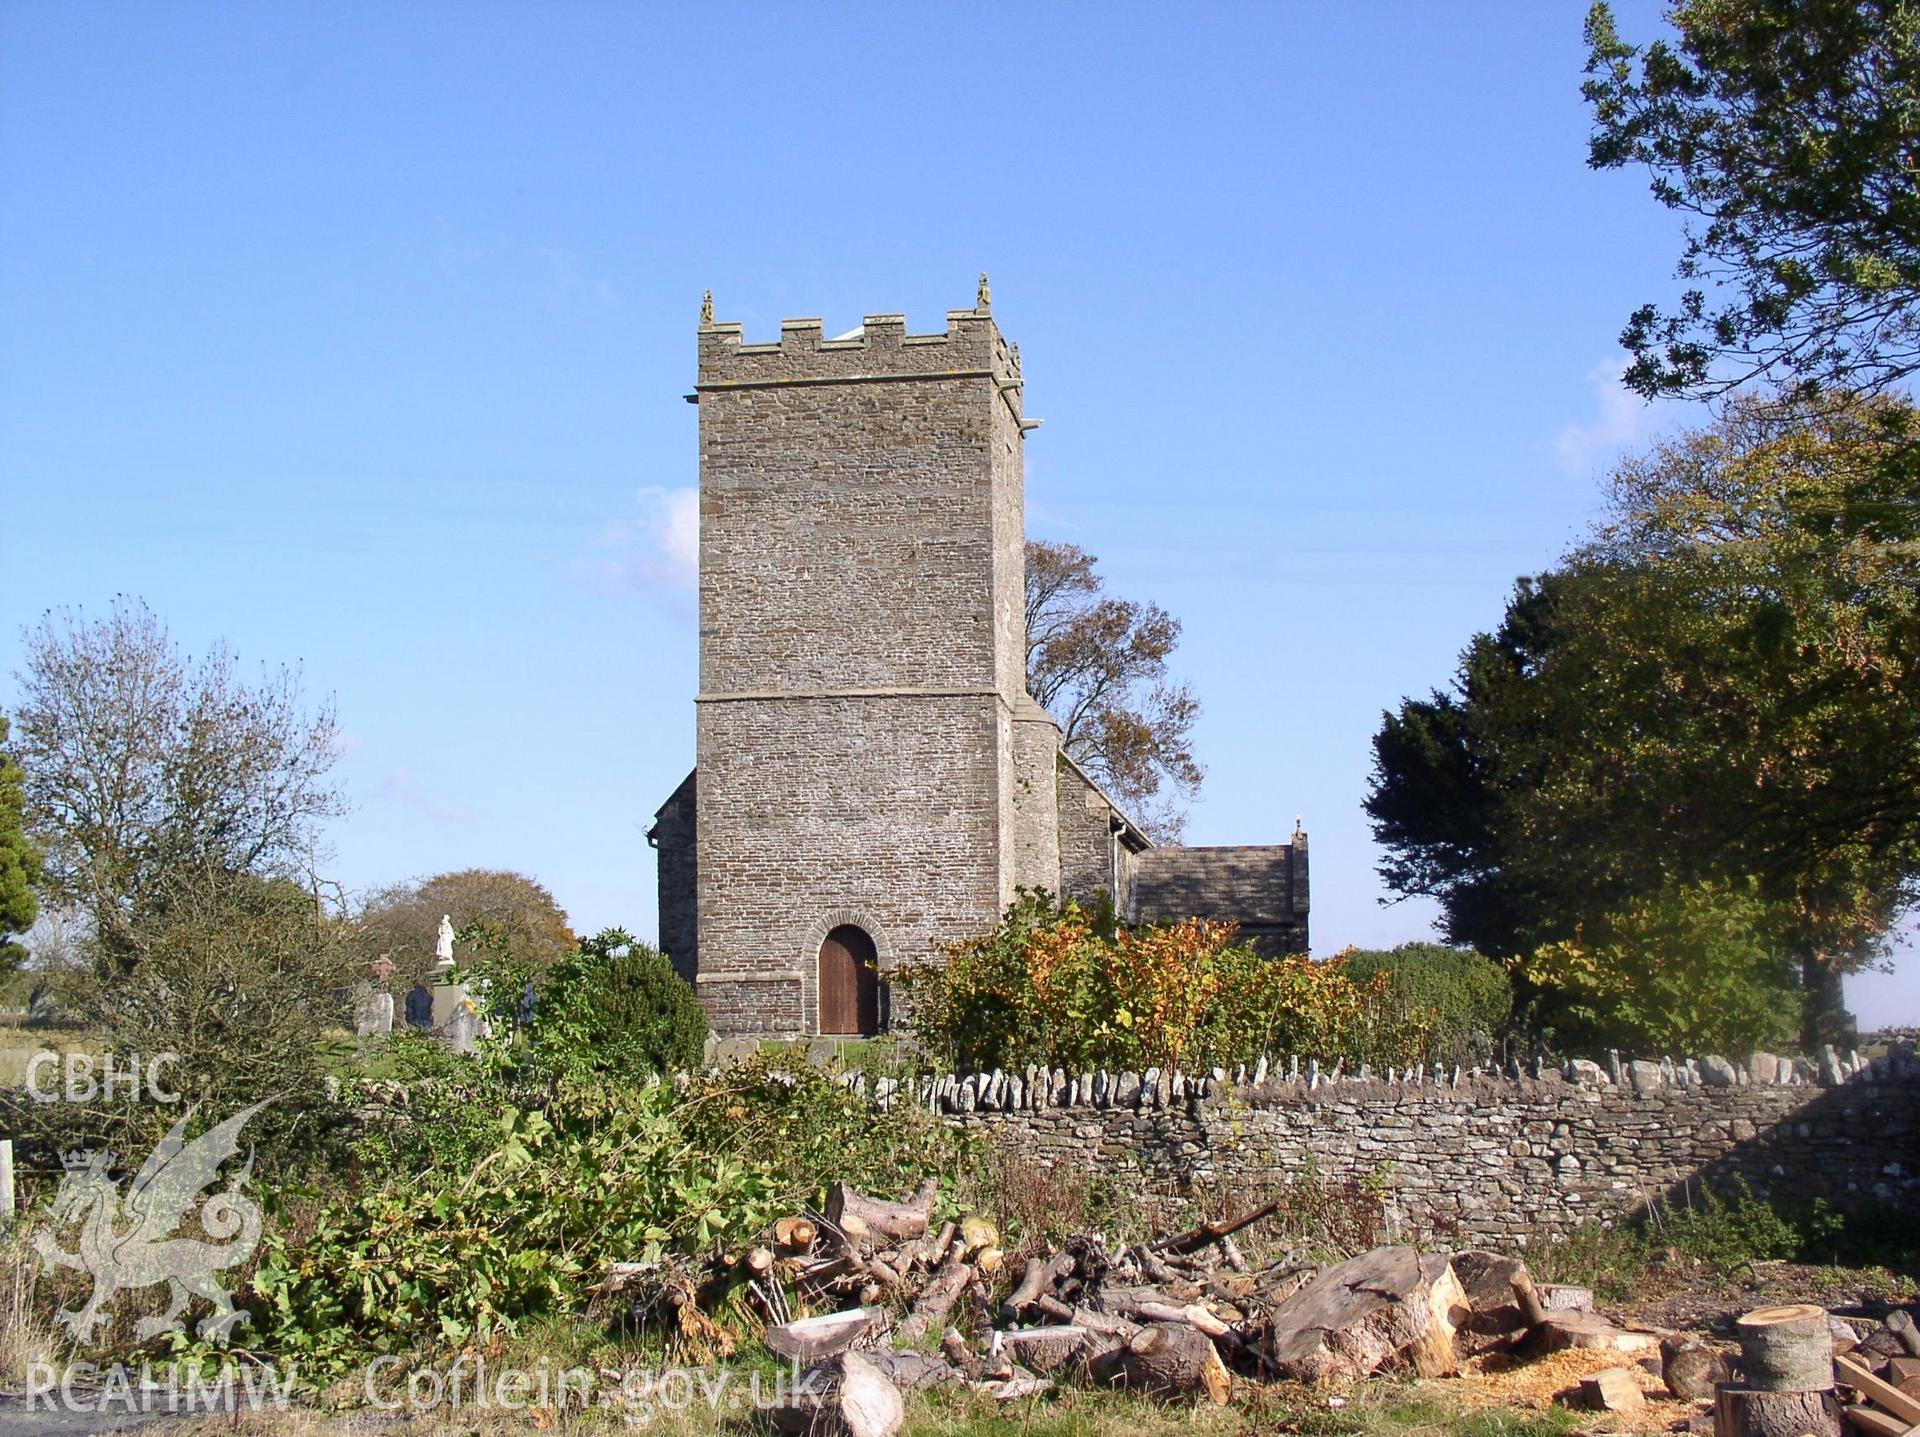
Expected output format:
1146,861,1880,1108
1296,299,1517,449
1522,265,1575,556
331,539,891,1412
3,1,1913,1025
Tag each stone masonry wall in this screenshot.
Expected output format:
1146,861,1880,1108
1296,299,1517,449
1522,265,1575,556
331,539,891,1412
1129,842,1309,954
1010,706,1062,898
694,309,1024,698
695,695,1003,1036
1056,759,1118,905
650,771,698,985
851,1047,1920,1247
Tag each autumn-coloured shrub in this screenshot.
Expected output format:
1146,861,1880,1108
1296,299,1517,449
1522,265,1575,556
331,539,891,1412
899,891,1436,1072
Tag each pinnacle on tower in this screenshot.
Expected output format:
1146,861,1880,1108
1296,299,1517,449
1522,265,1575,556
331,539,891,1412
976,272,991,313
700,289,714,325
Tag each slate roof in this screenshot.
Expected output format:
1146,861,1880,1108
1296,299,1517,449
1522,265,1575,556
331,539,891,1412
1128,844,1303,929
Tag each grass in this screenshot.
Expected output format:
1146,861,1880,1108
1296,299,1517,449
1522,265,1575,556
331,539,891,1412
757,1035,915,1072
0,1229,59,1395
911,1386,1581,1437
143,1381,1585,1437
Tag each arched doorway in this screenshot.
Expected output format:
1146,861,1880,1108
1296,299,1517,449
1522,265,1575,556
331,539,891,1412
818,924,880,1036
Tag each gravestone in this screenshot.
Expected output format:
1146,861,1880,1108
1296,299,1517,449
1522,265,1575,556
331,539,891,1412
354,955,396,1038
404,985,434,1029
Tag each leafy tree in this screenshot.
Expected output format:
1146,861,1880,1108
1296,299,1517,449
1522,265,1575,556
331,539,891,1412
0,715,40,971
11,598,343,971
1574,397,1920,953
1585,0,1920,399
356,868,575,987
1369,395,1920,1045
1517,877,1801,1053
1365,576,1583,959
1340,943,1512,1065
1025,540,1202,838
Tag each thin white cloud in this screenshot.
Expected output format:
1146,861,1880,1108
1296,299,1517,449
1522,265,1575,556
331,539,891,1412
377,767,476,826
581,486,699,597
1554,354,1681,475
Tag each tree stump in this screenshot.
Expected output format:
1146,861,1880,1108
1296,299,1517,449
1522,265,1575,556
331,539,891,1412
855,1350,958,1392
832,1352,906,1437
774,1216,817,1251
1713,1385,1840,1437
894,1254,971,1344
1511,1271,1656,1357
1451,1251,1530,1356
1717,1305,1840,1437
1736,1305,1836,1393
1578,1367,1646,1414
940,1328,983,1381
1002,1251,1075,1320
764,1308,883,1364
1888,1309,1920,1359
826,1180,938,1245
996,1326,1090,1376
1540,1284,1596,1313
770,1352,905,1437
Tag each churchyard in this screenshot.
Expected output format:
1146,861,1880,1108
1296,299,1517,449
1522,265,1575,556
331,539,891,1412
1,956,1917,1437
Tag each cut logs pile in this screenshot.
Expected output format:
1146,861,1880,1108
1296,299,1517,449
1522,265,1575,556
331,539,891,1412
1549,1301,1920,1436
1826,1303,1920,1437
610,1177,1741,1437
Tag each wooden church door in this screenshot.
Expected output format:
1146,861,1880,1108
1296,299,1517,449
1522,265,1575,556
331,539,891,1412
818,925,879,1035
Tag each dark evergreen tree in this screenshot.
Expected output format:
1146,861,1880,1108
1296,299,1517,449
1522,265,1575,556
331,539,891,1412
0,715,41,971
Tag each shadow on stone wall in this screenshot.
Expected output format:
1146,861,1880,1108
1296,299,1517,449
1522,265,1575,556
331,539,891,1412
906,1043,1920,1247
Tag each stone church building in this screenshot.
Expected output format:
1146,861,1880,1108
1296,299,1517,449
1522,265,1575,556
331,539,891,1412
650,283,1308,1038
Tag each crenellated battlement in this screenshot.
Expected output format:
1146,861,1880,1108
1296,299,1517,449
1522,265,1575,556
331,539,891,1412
694,283,1021,395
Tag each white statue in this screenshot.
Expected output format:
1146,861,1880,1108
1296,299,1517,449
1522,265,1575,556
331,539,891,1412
434,914,455,969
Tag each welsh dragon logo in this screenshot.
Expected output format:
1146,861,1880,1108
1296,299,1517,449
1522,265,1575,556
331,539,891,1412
33,1102,267,1344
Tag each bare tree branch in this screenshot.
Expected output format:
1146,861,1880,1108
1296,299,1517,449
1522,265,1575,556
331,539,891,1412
1024,541,1203,840
12,598,347,970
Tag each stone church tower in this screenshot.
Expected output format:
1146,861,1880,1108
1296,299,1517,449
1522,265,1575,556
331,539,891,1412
652,283,1307,1039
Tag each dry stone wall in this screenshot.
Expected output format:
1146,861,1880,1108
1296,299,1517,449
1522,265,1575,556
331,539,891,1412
847,1045,1920,1247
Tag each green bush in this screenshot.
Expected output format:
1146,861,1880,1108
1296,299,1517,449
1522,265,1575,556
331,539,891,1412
249,1076,779,1375
1,865,363,1174
241,1049,976,1381
546,928,708,1079
470,925,708,1082
678,1051,978,1210
1530,1178,1917,1301
1341,943,1512,1065
1653,1178,1804,1273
